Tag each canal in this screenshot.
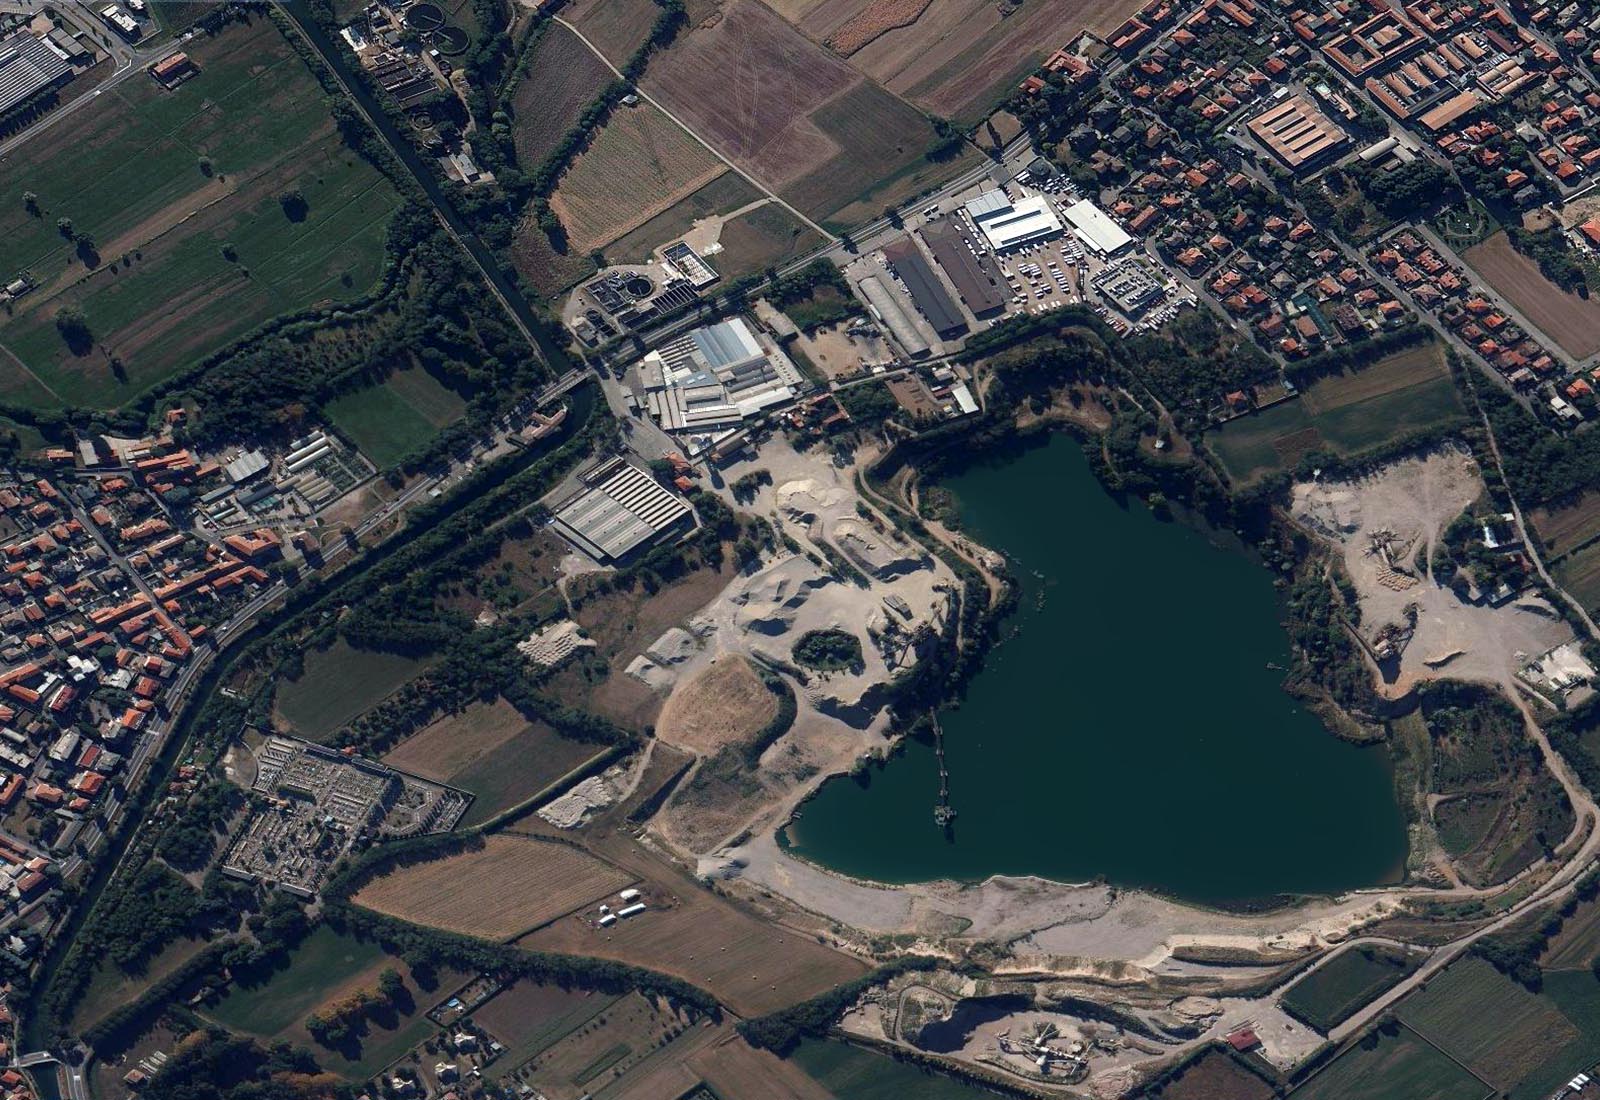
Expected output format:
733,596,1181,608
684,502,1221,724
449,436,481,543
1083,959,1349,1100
785,433,1408,905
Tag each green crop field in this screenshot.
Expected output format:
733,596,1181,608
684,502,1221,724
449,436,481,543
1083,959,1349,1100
1281,945,1424,1032
788,1038,1007,1100
1208,341,1464,484
0,17,399,409
1397,957,1577,1092
1289,1024,1489,1100
326,366,468,468
274,638,436,741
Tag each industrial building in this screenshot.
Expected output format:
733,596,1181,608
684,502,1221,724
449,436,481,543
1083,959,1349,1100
1063,199,1134,257
857,275,931,357
550,457,694,562
634,317,803,437
1246,94,1349,172
964,190,1064,253
882,240,966,337
0,30,74,116
922,222,1005,316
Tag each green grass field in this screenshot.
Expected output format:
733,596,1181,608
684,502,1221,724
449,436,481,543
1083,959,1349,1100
1281,946,1424,1033
1208,342,1464,484
1397,957,1576,1093
453,731,607,827
204,926,448,1080
788,1039,1006,1100
274,639,435,741
326,366,468,468
1556,541,1600,616
1289,1024,1488,1100
0,17,399,409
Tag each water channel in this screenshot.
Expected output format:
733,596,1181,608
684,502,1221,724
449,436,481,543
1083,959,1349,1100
785,433,1408,904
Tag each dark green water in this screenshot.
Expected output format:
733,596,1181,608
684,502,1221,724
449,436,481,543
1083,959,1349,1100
786,434,1408,904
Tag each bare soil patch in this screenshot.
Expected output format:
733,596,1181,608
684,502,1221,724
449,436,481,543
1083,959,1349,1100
655,656,777,754
353,835,634,939
1464,231,1600,360
825,0,933,54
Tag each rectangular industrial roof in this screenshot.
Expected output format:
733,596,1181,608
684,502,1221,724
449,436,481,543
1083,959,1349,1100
0,31,72,116
965,192,1064,252
1246,94,1348,169
1063,199,1134,256
922,222,1005,315
552,461,692,561
883,240,966,336
690,318,763,371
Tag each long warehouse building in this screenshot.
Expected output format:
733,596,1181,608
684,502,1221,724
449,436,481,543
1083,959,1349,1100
965,190,1064,252
551,458,693,562
922,223,1005,316
857,276,931,358
0,30,73,115
1063,199,1134,257
883,240,966,338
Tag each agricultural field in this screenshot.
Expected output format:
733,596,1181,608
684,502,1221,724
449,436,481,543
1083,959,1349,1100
787,1038,1009,1100
325,365,468,468
1287,1023,1489,1100
509,219,597,298
1396,956,1576,1092
0,17,400,409
474,980,623,1068
794,0,1145,120
273,639,436,741
1542,898,1600,971
561,0,659,63
1555,542,1600,616
381,698,608,826
549,103,727,252
1152,1050,1274,1100
640,0,969,227
517,861,868,1015
1280,946,1424,1033
717,203,828,279
204,926,453,1079
1207,341,1465,485
605,174,766,264
1533,492,1600,558
497,990,688,1100
352,834,634,939
655,657,777,754
1465,232,1600,360
508,24,615,169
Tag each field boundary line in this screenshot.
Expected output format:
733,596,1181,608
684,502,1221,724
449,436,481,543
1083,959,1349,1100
1393,1018,1501,1098
0,340,63,404
552,15,833,241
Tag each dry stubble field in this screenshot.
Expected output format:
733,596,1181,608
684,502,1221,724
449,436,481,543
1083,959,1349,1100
549,102,728,251
1465,231,1600,360
562,0,658,63
508,24,615,168
353,835,634,939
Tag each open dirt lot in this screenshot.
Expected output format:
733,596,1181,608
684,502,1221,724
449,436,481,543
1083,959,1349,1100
1465,231,1600,360
352,835,634,939
550,102,727,251
1291,448,1574,696
655,656,778,754
640,0,952,222
509,24,614,168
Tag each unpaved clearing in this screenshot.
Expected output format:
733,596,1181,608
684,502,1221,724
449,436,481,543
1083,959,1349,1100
1291,449,1574,695
655,656,777,754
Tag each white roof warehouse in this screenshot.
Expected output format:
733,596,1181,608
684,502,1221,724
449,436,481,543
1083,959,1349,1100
0,31,73,116
964,190,1063,252
1062,199,1134,258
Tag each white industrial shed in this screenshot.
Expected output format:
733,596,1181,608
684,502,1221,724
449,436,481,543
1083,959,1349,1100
1063,199,1134,257
551,458,693,562
964,191,1063,252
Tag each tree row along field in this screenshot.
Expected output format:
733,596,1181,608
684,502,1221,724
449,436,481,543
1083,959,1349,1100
0,15,400,408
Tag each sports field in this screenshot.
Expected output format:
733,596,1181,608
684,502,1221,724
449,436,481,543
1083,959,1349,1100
1396,957,1576,1091
353,834,635,939
549,103,727,251
1288,1023,1489,1100
640,0,971,226
1465,232,1600,360
273,639,435,741
380,698,607,826
1281,945,1423,1032
508,23,615,169
0,17,399,409
1208,341,1464,485
325,366,467,468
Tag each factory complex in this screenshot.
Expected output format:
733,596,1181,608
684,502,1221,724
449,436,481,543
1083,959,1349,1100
550,456,696,563
630,318,805,447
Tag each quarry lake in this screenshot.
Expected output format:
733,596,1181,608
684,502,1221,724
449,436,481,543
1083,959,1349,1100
785,432,1409,904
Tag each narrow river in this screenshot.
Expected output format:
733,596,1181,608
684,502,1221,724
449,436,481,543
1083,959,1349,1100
785,433,1408,904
